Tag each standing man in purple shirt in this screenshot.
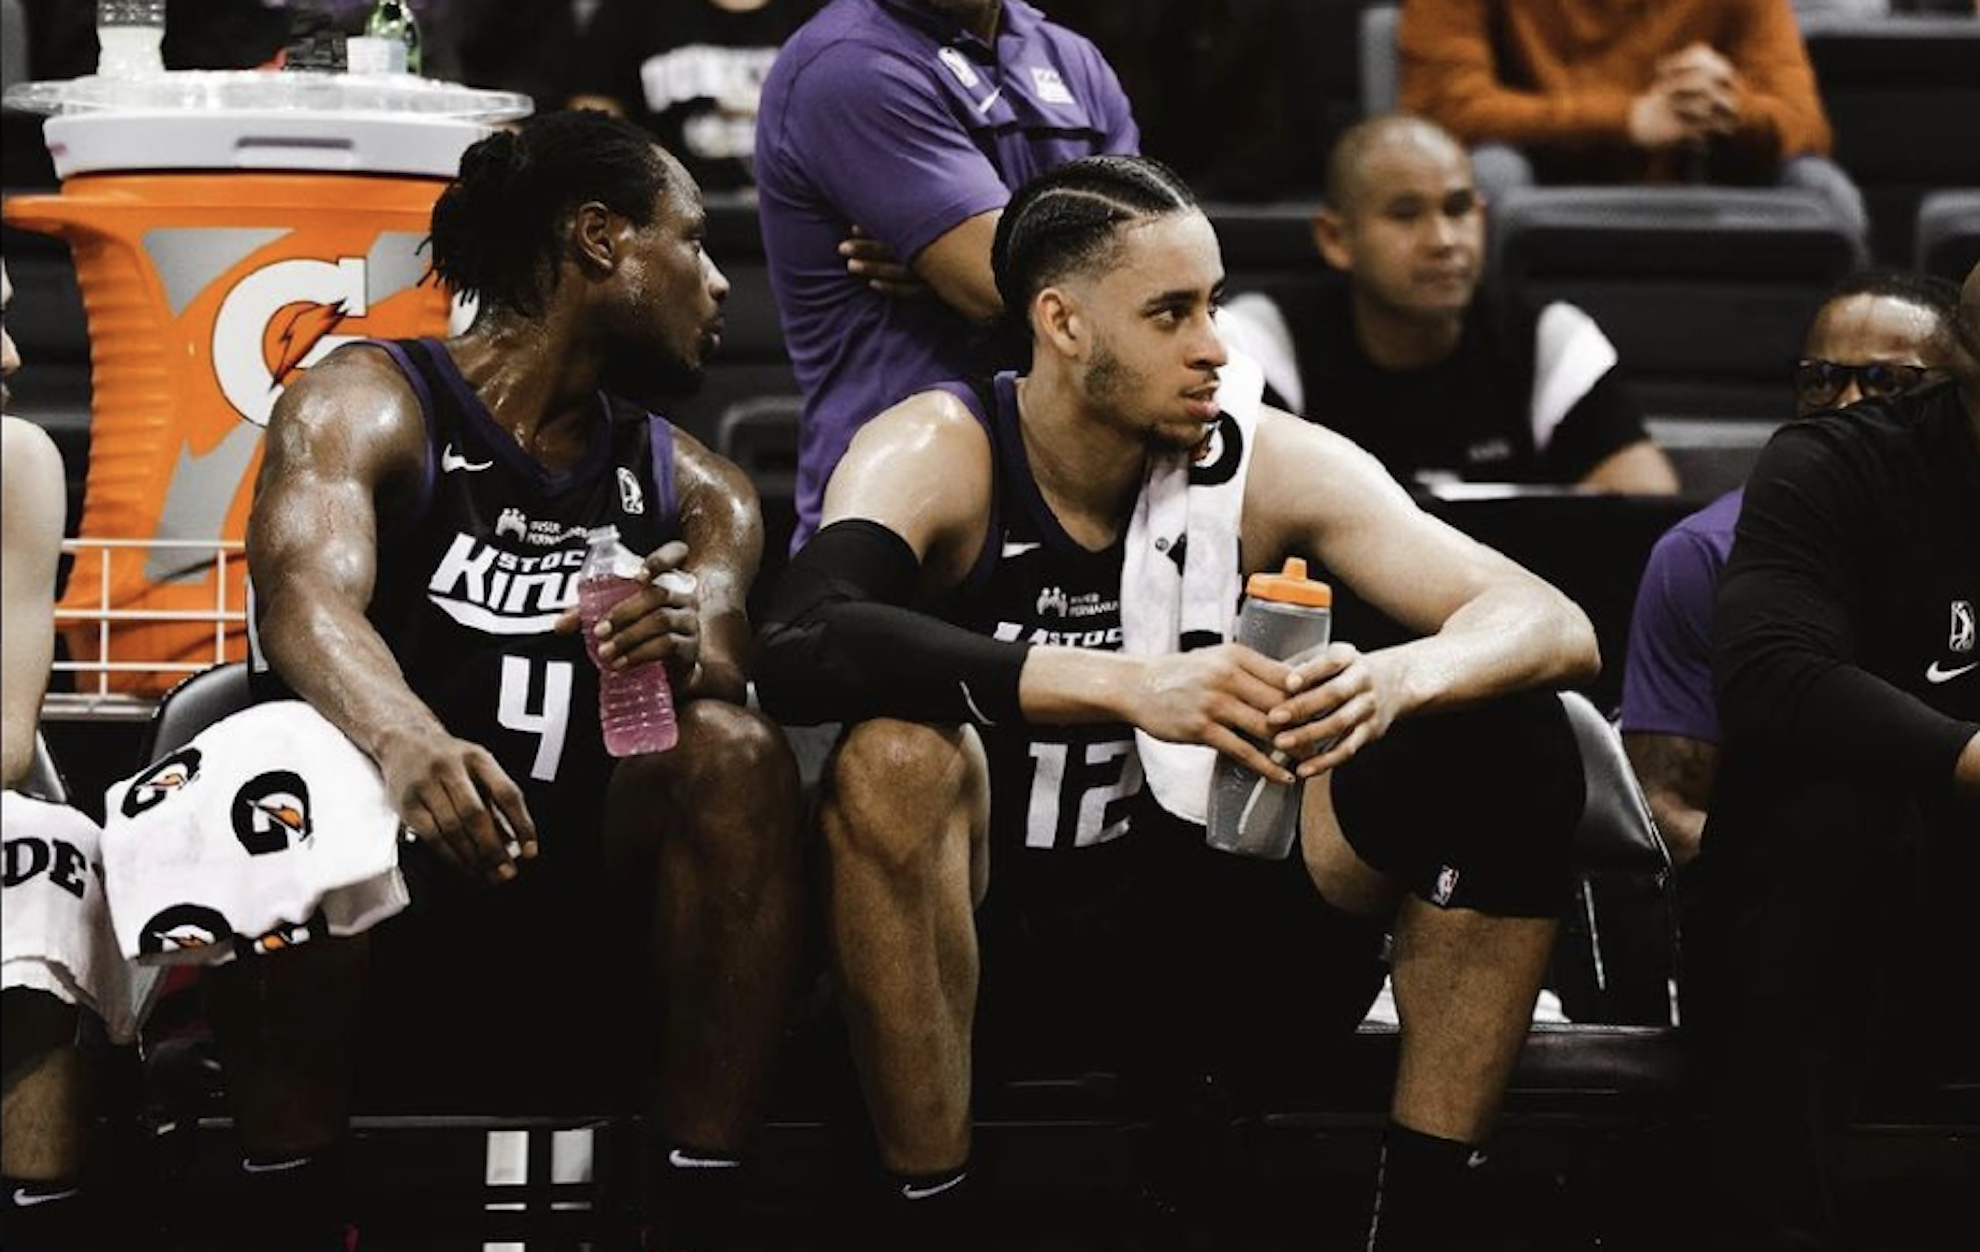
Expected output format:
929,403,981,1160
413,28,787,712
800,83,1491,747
753,0,1138,548
1618,269,1958,865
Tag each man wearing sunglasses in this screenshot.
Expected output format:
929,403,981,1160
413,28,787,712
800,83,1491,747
1619,269,1957,866
1632,260,1979,1249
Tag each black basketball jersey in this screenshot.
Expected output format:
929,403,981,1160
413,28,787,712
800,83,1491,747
937,374,1147,891
250,337,681,834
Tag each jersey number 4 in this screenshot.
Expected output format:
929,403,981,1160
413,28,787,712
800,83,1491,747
497,656,573,782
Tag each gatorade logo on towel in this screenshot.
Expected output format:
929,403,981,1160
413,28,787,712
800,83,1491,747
231,770,313,856
139,903,233,956
121,748,203,820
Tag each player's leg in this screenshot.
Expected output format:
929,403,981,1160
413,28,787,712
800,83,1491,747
602,700,803,1251
817,718,989,1182
608,700,804,1154
2,992,93,1250
202,936,370,1251
1301,691,1580,1249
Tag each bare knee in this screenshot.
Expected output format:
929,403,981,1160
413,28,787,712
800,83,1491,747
611,702,800,863
823,719,976,880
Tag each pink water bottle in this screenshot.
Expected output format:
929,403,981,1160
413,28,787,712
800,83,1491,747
578,525,679,756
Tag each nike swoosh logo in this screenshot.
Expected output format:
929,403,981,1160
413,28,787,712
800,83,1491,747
1000,540,1041,557
441,444,492,473
11,1186,80,1207
667,1149,741,1170
900,1174,966,1200
972,86,1004,116
1925,660,1978,684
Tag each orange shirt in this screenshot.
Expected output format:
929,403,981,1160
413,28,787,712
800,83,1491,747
1400,0,1833,184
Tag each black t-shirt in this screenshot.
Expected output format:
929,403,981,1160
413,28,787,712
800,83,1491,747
1710,380,1980,848
571,0,813,192
1259,284,1649,487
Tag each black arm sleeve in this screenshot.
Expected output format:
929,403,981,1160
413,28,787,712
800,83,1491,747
755,519,1032,728
1714,422,1977,791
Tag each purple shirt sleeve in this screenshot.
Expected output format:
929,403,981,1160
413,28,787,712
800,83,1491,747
778,42,1011,263
1619,513,1729,742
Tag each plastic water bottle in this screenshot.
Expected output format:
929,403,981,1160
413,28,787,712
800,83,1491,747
362,0,423,75
578,525,680,757
1205,558,1334,860
95,0,166,79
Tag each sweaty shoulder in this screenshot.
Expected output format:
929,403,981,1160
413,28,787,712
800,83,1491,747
821,386,993,574
263,341,430,486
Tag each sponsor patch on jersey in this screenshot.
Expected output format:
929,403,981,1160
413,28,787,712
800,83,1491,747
1034,586,1116,620
496,507,587,548
427,531,583,635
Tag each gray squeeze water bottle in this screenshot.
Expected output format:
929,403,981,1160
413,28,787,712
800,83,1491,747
1205,558,1334,859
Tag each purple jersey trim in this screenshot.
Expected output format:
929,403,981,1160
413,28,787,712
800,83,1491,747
364,338,438,526
647,412,680,532
419,338,614,495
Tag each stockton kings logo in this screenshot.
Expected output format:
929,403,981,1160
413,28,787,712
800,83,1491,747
212,256,372,428
427,531,584,635
139,903,233,956
231,770,313,856
122,748,203,819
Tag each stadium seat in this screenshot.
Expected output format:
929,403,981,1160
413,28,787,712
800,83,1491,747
1916,188,1980,284
21,729,69,803
1488,186,1865,421
135,660,253,766
1802,14,1980,264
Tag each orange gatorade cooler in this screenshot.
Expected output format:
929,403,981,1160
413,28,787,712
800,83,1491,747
2,73,528,695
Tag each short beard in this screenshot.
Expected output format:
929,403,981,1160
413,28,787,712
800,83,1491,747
603,344,702,408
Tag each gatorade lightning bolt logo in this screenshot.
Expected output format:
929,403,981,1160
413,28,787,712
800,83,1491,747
245,909,328,956
230,770,313,856
139,903,233,956
121,748,203,819
263,298,353,390
213,256,370,428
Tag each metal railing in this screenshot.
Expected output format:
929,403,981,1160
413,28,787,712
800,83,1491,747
46,537,247,722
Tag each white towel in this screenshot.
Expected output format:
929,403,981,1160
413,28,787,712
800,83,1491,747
1529,301,1618,455
102,701,409,967
3,792,159,1042
1119,347,1264,824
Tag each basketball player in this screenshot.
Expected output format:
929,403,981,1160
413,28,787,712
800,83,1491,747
758,155,1599,1249
224,112,804,1251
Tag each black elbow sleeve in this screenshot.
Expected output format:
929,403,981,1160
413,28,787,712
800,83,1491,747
757,519,1029,727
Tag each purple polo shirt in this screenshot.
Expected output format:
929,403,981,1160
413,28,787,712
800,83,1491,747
754,0,1138,546
1619,488,1744,742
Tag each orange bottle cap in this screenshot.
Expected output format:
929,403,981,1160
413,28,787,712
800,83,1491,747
1244,557,1332,608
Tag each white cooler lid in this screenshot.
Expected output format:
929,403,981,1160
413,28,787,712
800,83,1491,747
3,71,532,179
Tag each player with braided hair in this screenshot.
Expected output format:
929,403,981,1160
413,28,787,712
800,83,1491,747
760,154,1599,1249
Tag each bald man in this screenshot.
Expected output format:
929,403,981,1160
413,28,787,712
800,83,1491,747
1219,114,1679,496
1620,270,1959,865
1684,260,1980,1249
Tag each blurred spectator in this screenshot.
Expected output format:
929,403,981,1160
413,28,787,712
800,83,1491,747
1684,259,1979,1248
567,0,813,194
1620,269,1958,865
1218,114,1679,494
754,0,1138,547
1400,0,1870,242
